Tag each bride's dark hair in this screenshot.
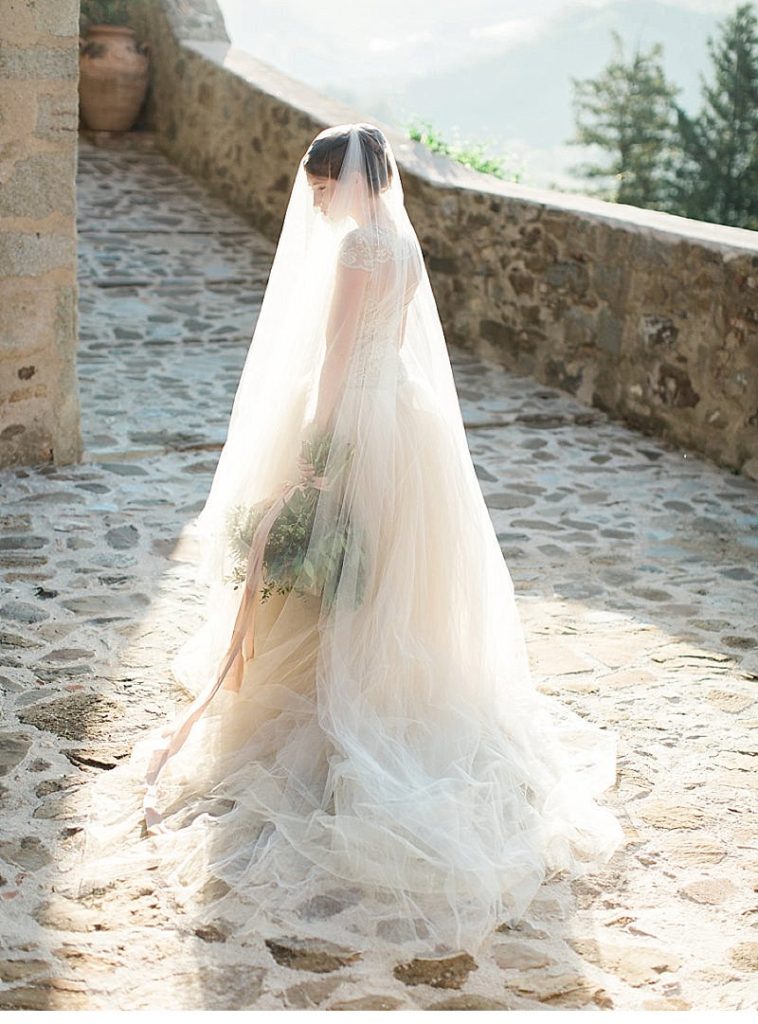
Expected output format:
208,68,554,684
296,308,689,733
304,124,393,195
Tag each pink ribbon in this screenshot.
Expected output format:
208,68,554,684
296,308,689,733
142,449,330,834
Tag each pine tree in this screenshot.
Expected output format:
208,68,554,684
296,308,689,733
666,3,758,229
567,29,681,209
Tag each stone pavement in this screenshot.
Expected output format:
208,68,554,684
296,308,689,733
0,134,756,1010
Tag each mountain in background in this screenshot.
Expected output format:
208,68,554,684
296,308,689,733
218,0,735,189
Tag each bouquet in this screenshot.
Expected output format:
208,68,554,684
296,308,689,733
222,428,368,609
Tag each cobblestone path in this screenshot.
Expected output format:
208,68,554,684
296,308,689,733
0,135,756,1010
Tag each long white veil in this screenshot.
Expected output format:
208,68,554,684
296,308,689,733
62,123,625,959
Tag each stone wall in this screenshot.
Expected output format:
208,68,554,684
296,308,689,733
0,0,82,468
127,0,758,479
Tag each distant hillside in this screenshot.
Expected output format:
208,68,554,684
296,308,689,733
377,1,724,187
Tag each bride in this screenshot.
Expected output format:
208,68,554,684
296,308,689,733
64,122,625,958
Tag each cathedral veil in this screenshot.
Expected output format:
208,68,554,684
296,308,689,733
61,123,625,959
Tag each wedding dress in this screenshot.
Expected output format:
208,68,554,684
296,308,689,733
61,123,625,958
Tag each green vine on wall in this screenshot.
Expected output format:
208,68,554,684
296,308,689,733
403,116,528,183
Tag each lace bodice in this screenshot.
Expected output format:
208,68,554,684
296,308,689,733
337,226,402,271
337,226,421,389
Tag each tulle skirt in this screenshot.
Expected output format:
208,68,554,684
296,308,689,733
60,370,626,958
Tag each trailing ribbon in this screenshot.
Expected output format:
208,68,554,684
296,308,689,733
142,448,330,835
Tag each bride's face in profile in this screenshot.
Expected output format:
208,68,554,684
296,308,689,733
306,173,336,218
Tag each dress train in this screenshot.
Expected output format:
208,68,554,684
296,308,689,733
60,371,625,958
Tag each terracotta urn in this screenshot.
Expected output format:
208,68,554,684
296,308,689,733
79,25,149,132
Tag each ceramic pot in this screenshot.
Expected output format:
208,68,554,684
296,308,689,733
79,25,149,132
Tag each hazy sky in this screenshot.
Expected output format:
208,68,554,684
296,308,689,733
218,0,737,67
216,0,738,101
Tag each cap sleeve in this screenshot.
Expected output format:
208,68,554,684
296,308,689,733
337,229,375,271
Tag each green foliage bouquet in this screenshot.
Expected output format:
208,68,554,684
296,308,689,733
222,429,368,609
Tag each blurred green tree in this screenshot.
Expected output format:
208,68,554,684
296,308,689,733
666,2,758,229
567,29,681,210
